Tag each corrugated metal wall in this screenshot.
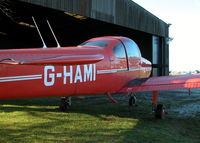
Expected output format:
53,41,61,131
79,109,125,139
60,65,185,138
91,0,116,23
19,0,168,37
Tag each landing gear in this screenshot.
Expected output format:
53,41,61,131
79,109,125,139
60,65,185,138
152,91,166,119
154,104,165,119
59,97,71,112
128,92,137,107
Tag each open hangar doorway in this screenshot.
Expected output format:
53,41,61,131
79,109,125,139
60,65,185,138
0,1,167,76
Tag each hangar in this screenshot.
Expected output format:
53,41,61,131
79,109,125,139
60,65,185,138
0,0,169,76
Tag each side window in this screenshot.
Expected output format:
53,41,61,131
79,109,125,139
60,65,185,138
124,40,141,57
113,42,126,58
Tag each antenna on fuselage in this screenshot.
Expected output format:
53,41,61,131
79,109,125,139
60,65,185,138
32,16,47,48
46,20,61,48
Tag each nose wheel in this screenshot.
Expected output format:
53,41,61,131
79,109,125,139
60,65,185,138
59,97,71,112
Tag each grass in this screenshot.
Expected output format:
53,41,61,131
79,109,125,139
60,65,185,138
0,95,200,143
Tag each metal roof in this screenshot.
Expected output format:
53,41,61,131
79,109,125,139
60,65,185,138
19,0,169,37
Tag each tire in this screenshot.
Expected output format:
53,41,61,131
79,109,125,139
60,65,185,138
129,96,136,107
155,104,165,119
59,97,70,112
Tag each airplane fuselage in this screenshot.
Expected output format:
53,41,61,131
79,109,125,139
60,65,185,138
0,36,151,99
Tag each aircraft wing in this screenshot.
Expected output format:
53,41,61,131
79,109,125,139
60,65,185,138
120,74,200,92
0,54,104,65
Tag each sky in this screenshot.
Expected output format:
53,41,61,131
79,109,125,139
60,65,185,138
132,0,200,71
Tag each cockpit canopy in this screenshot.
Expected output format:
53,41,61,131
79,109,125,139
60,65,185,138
79,36,141,58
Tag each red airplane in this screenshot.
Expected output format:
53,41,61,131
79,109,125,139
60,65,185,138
1,17,200,119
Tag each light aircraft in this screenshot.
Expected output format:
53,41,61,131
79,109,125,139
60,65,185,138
1,18,200,119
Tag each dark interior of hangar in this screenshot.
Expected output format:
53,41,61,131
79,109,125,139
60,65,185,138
0,1,168,76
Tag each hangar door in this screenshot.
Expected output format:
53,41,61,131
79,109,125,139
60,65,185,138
152,36,161,76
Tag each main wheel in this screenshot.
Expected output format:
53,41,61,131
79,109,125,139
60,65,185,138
59,97,71,112
155,104,165,119
129,94,137,107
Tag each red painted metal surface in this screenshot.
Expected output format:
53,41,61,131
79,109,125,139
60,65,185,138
121,74,200,92
107,92,119,104
3,36,199,100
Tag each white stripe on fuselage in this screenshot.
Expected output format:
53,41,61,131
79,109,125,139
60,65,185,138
97,67,151,74
97,68,127,74
0,67,151,83
0,75,42,82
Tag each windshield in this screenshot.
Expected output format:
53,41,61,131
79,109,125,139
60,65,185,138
79,41,108,47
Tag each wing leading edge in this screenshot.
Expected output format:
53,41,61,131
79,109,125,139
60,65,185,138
0,54,104,65
0,47,104,65
120,74,200,92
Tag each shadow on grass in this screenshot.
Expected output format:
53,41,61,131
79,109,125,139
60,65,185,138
0,97,200,143
0,96,149,118
0,98,153,143
0,97,60,106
